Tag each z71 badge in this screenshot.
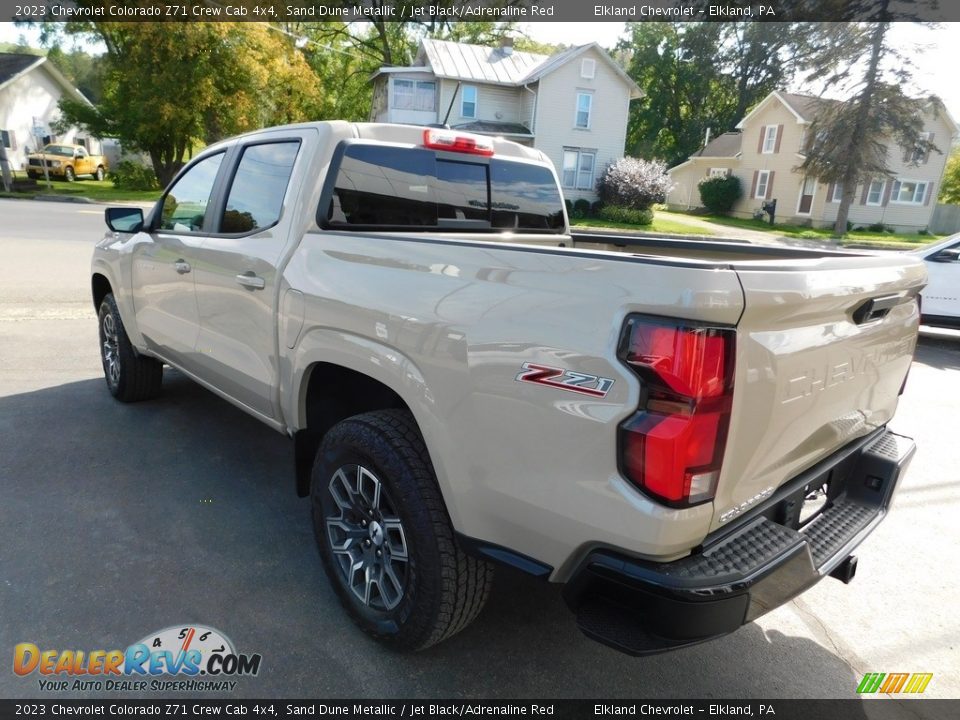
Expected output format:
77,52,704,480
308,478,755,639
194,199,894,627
515,362,615,398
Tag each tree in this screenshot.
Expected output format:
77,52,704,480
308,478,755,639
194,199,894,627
618,23,735,167
54,23,324,185
939,148,960,206
797,8,942,237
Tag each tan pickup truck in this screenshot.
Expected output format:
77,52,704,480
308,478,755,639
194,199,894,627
90,122,923,655
27,143,107,182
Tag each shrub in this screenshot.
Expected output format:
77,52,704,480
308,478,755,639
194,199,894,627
590,200,605,217
697,175,742,215
866,222,891,233
110,160,160,190
596,157,671,211
564,198,573,216
573,198,591,218
598,205,654,226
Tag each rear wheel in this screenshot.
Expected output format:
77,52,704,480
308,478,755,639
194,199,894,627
64,165,75,182
95,165,105,181
311,409,493,650
98,293,163,402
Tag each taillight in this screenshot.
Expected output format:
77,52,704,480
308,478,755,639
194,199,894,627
617,316,735,507
422,128,494,156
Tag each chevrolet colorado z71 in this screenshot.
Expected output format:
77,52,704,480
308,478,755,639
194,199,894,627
91,122,922,655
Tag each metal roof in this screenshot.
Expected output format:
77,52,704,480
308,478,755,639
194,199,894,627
419,39,548,85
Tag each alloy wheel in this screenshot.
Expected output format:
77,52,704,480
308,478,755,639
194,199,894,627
325,464,409,611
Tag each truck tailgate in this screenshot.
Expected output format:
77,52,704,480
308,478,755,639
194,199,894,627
712,253,926,532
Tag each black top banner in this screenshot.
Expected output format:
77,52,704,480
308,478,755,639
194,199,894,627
1,700,959,720
3,0,960,24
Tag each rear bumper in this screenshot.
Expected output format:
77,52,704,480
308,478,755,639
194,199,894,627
562,428,915,655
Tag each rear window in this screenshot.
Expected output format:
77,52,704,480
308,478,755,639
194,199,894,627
323,144,565,232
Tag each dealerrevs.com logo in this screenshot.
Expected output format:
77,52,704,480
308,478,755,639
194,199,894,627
13,625,262,692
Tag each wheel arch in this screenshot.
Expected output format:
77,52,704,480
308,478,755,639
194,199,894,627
294,361,423,499
91,272,113,312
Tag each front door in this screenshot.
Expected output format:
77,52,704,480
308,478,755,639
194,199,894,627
131,151,226,372
923,239,960,319
192,138,303,419
798,176,816,214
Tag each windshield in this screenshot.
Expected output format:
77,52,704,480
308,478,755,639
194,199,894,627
42,145,76,157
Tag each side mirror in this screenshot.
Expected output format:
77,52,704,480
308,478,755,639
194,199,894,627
929,248,960,263
105,207,144,233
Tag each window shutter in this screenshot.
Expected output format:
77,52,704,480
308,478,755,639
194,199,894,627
750,170,758,198
757,130,765,154
826,183,836,203
860,183,870,205
925,182,935,206
774,125,783,153
765,171,775,199
881,180,892,207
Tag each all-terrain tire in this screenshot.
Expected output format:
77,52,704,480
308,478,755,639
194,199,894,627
311,409,494,651
98,293,163,402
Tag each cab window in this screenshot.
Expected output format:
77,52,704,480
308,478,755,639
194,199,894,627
220,142,300,234
158,153,225,232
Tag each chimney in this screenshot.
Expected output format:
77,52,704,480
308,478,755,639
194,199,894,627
500,37,514,56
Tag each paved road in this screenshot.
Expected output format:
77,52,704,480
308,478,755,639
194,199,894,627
1,199,958,706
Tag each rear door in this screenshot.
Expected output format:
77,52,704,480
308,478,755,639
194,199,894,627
131,151,227,372
711,253,926,531
190,133,307,419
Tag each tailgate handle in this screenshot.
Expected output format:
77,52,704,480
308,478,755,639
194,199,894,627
852,294,900,325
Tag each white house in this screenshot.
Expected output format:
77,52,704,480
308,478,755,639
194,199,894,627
370,38,643,202
667,90,959,232
0,52,101,172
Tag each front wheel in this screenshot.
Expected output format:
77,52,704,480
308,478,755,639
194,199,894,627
64,165,75,182
311,409,493,651
98,293,163,402
95,166,105,181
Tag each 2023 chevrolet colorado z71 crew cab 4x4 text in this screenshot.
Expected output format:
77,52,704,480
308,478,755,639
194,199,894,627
92,122,922,655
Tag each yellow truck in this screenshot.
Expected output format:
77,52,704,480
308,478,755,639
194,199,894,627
27,143,107,182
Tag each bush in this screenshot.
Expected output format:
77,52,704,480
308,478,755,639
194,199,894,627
573,198,591,218
598,205,654,226
564,198,573,216
697,175,742,215
590,200,605,217
111,161,159,191
596,157,671,211
866,222,892,233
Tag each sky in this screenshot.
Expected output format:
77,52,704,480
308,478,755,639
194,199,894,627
2,20,959,123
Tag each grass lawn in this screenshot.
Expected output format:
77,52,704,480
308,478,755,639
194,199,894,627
571,214,714,236
0,178,161,204
699,214,941,249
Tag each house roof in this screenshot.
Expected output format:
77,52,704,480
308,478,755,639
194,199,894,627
376,39,643,99
451,120,533,138
418,39,548,85
693,132,742,158
778,92,842,122
0,52,45,88
0,52,92,106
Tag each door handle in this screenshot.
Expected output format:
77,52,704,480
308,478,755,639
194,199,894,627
173,259,191,274
235,272,266,290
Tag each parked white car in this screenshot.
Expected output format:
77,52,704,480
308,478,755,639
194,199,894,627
916,233,960,329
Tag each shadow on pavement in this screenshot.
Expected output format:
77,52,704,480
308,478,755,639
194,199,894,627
915,331,960,371
0,372,868,700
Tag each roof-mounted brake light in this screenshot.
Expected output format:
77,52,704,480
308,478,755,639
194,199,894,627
422,129,494,156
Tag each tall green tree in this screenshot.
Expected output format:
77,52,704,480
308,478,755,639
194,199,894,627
939,147,960,206
619,23,735,167
797,7,943,237
53,22,324,185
